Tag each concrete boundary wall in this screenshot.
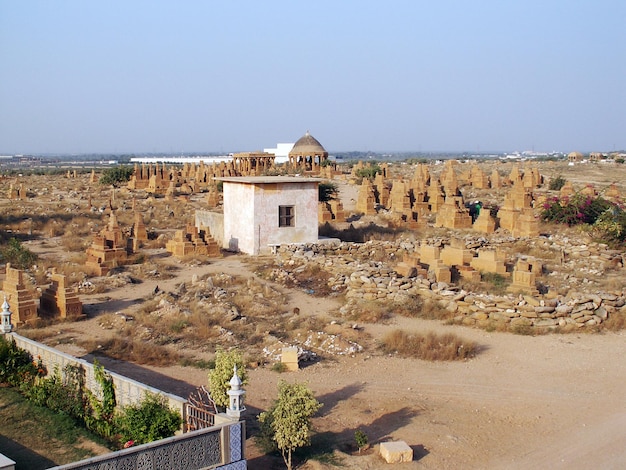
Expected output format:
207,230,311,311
49,421,247,470
9,333,187,421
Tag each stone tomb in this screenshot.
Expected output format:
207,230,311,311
440,241,473,267
85,212,128,276
356,180,378,215
39,272,83,319
435,197,472,230
166,224,221,258
472,209,497,234
511,207,539,238
507,258,541,295
470,250,507,276
1,263,38,325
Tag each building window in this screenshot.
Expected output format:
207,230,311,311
279,205,295,227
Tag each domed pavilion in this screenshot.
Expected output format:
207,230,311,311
288,131,329,172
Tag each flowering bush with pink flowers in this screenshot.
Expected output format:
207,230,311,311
541,194,611,226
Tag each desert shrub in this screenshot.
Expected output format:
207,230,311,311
541,194,611,226
590,206,626,246
271,362,288,373
99,166,134,186
0,237,38,269
79,335,180,366
548,175,567,191
382,329,477,361
510,323,535,335
602,311,626,331
481,272,510,294
355,164,382,180
115,392,182,445
343,300,391,323
392,296,455,321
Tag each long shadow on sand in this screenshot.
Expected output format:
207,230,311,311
80,353,197,398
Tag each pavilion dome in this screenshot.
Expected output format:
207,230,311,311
290,131,327,155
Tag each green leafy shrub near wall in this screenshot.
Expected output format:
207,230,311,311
115,393,182,445
0,336,181,448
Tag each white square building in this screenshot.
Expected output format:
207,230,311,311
218,176,321,255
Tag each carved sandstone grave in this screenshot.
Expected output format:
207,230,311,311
1,263,38,325
39,271,83,319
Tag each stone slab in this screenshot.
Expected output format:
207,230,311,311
379,441,413,463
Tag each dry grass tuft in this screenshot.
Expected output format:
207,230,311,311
390,296,456,321
79,335,180,366
343,300,391,323
382,329,478,361
602,311,626,331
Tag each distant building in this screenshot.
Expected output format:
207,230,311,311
567,151,584,163
263,143,295,164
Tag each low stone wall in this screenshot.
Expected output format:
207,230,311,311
9,334,187,421
273,240,626,330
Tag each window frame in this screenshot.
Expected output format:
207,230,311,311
278,205,295,227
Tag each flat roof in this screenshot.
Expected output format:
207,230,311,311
215,176,322,184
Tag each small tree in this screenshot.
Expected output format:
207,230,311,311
258,380,322,470
207,348,248,409
355,429,369,453
318,181,338,202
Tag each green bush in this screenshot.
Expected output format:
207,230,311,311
208,348,248,409
99,165,134,186
27,364,88,421
115,393,182,445
355,164,382,180
541,194,611,226
0,238,38,270
591,207,626,246
0,336,44,387
548,175,567,191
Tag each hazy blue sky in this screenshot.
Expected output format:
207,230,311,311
1,1,624,154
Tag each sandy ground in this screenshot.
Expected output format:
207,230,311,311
37,251,626,470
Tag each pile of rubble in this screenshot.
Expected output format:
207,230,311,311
274,238,626,330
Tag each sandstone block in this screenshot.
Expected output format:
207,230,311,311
379,441,413,464
281,347,299,371
523,295,540,306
